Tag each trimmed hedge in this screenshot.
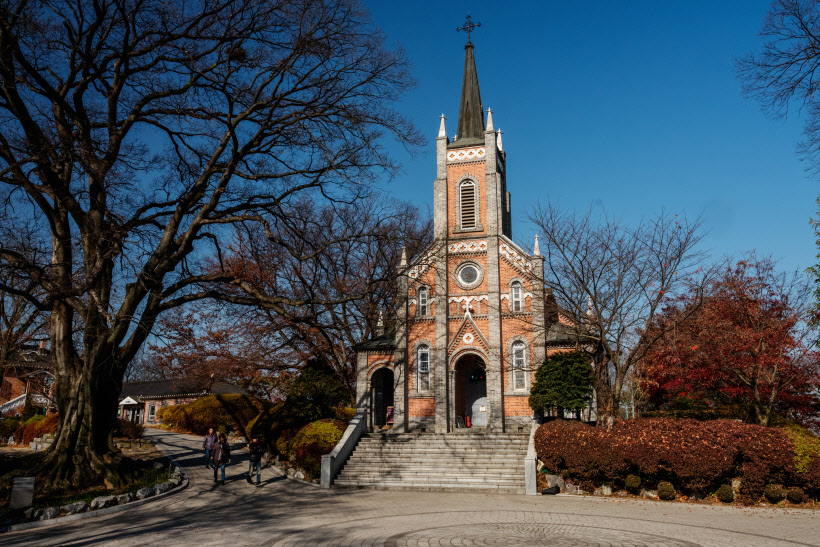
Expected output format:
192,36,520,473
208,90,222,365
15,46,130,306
534,418,820,504
157,394,271,436
291,419,346,479
13,413,58,445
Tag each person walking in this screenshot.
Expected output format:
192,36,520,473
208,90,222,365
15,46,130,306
212,433,231,485
202,428,218,469
246,435,265,486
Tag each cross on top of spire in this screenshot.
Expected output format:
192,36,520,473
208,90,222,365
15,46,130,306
457,14,481,44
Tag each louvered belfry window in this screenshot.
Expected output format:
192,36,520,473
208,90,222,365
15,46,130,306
460,180,476,229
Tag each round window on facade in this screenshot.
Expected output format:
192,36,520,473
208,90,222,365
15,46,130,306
454,261,484,290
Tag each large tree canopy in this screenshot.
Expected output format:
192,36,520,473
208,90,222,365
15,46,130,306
641,257,820,429
0,0,420,488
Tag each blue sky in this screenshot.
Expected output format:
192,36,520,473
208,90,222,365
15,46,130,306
366,1,816,273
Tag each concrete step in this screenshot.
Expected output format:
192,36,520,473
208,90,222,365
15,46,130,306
333,431,529,493
332,481,524,494
337,473,524,482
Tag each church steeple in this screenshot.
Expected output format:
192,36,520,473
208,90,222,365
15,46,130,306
455,40,485,144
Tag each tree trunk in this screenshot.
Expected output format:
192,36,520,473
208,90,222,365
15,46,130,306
36,301,129,489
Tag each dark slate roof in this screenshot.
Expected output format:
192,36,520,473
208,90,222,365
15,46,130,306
120,379,248,400
1,347,51,371
353,333,396,351
453,41,484,145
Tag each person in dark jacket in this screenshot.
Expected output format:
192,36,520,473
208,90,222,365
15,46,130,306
202,428,218,469
212,433,231,485
246,435,265,486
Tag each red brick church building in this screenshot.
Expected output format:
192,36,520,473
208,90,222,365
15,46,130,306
354,38,578,434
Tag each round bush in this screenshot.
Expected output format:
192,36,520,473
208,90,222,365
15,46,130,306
786,487,805,504
624,474,641,492
715,484,735,503
763,484,785,504
658,481,676,501
291,419,345,479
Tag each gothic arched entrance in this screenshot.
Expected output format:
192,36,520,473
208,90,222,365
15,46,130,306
370,367,394,429
454,354,487,428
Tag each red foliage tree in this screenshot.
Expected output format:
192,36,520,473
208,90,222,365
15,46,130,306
641,257,820,429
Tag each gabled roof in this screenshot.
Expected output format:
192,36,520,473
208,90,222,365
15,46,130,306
120,379,248,400
353,333,395,351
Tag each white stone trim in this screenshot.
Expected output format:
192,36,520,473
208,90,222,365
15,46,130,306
448,240,487,253
500,242,533,273
446,147,486,162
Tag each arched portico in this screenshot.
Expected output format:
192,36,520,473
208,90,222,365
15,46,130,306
369,367,395,430
451,352,488,429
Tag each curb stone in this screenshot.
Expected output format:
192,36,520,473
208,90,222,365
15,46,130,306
0,445,188,533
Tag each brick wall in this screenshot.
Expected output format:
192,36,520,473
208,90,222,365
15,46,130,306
409,397,436,417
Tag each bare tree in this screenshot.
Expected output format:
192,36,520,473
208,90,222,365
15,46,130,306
0,0,420,487
528,202,709,425
737,0,820,174
142,196,431,398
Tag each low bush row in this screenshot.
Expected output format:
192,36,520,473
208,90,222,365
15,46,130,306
114,418,145,439
157,394,272,435
534,418,820,504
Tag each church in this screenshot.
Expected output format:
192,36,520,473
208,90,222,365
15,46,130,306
354,33,579,435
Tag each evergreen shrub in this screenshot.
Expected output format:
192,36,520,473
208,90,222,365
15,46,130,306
529,351,591,417
624,474,641,493
715,484,734,503
787,486,805,504
658,481,676,501
533,418,819,504
764,484,785,503
291,419,345,479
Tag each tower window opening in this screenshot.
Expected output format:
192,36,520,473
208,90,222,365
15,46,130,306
460,180,476,229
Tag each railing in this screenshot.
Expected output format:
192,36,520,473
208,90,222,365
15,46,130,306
320,410,367,488
0,394,27,415
524,418,540,495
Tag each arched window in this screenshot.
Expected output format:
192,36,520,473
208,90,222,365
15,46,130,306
418,287,428,317
512,342,526,391
418,345,430,391
511,281,523,312
460,180,476,229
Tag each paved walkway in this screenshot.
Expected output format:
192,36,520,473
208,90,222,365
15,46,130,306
3,429,819,546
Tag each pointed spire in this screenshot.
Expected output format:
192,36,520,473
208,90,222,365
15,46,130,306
455,41,484,142
496,129,503,151
533,234,540,256
587,295,594,317
376,308,385,336
486,108,494,131
400,246,407,267
438,114,447,138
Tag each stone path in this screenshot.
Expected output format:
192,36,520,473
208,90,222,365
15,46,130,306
3,429,819,546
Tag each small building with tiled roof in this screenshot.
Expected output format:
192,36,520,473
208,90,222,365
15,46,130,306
118,379,248,424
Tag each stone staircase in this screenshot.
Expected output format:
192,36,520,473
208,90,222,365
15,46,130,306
333,432,529,493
